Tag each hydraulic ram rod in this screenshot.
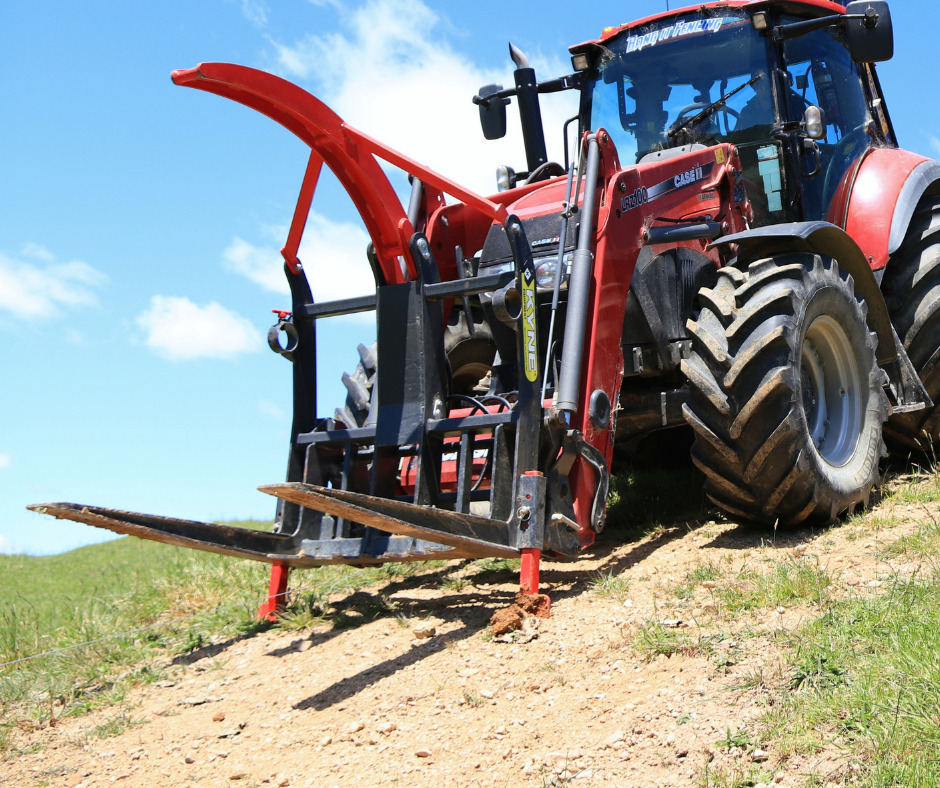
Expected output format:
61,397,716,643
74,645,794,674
555,134,601,414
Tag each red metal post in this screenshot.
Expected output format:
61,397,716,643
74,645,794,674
257,562,290,621
520,548,540,594
519,469,550,615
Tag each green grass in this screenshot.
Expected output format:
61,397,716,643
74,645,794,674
674,557,727,599
0,524,441,756
633,621,704,660
698,762,773,788
0,526,276,737
752,472,940,785
715,556,833,612
763,569,940,783
884,467,940,506
589,569,631,602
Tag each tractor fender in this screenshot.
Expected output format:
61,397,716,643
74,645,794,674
712,222,896,365
835,149,940,270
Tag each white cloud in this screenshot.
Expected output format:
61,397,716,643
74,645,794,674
931,136,940,158
21,242,55,262
268,0,576,196
223,237,287,294
240,0,268,28
223,0,576,311
136,296,263,361
0,535,12,555
223,214,375,301
0,249,108,319
0,452,10,470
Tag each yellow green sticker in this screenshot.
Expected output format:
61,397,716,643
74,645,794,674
521,269,538,382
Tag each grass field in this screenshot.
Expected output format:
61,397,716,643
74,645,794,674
0,525,276,744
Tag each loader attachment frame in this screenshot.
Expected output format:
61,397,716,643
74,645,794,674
31,63,596,609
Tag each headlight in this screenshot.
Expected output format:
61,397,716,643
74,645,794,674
536,259,559,288
535,253,572,290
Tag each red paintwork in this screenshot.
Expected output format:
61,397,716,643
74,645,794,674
834,147,930,270
572,0,847,48
258,562,290,620
428,132,750,550
520,549,544,602
563,138,749,547
172,63,506,287
282,151,323,274
398,442,489,492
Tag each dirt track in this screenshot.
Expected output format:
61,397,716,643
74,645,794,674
3,491,928,787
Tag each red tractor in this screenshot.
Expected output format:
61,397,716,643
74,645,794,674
33,0,939,610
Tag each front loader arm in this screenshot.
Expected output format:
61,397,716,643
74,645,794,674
171,62,507,283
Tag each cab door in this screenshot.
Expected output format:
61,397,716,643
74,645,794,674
780,23,878,221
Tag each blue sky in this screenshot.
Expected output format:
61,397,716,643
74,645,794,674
3,0,938,555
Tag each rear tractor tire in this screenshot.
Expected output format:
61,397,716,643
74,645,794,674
882,196,940,453
332,306,497,429
444,306,496,396
682,253,888,527
333,342,377,429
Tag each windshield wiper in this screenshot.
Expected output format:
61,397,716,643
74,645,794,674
666,74,763,144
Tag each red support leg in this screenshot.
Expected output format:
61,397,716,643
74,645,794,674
257,562,290,621
520,548,540,594
520,548,550,616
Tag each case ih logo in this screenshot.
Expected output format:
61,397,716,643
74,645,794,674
619,162,713,217
674,164,704,188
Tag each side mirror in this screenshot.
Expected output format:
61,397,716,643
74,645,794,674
803,105,826,139
476,84,509,140
845,1,893,62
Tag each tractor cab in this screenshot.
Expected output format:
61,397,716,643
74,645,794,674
572,1,894,226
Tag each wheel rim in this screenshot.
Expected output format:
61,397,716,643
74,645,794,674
800,315,863,467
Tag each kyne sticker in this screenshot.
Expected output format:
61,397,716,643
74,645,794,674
521,268,538,383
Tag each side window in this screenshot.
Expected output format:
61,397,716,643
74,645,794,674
783,27,873,220
723,74,789,228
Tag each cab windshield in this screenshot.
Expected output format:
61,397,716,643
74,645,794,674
589,11,774,164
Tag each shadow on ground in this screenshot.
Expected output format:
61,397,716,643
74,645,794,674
216,452,880,710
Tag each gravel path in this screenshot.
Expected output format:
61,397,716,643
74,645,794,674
3,494,928,787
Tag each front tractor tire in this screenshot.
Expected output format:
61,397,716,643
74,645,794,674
682,253,888,528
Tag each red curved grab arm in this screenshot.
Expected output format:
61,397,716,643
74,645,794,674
172,62,415,283
172,63,507,285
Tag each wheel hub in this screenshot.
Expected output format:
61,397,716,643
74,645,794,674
800,315,863,467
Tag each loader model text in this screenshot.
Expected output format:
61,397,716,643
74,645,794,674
621,186,649,213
